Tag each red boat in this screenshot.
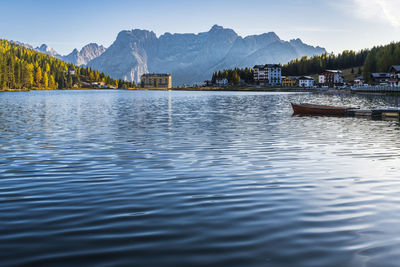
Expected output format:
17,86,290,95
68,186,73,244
291,103,356,116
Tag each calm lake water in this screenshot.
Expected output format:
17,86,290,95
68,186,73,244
1,90,400,266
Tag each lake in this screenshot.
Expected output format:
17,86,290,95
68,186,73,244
1,90,400,266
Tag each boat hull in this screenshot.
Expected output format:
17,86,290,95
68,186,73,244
291,103,400,120
291,103,353,116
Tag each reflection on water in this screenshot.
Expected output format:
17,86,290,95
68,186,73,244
1,90,400,266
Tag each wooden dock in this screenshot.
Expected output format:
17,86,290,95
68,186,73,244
346,108,400,120
351,86,400,93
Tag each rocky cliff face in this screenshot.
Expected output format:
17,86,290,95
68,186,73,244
62,43,106,66
87,30,158,82
88,25,326,85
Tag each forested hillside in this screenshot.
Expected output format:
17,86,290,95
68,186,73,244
0,39,134,90
363,42,400,82
282,50,369,76
283,42,400,82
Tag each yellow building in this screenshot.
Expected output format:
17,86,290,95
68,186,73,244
141,74,172,89
282,76,297,87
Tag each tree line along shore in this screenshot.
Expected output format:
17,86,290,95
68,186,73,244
0,39,135,91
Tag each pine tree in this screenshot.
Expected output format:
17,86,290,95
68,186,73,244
233,71,240,85
67,74,73,88
21,62,31,88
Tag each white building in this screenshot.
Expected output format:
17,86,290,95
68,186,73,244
318,70,344,87
216,78,228,86
253,64,282,86
298,76,315,88
318,74,325,85
266,64,282,86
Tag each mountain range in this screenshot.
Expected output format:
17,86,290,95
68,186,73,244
18,25,326,85
14,42,106,66
88,25,326,85
35,43,107,66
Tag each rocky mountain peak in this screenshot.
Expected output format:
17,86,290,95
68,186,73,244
61,43,106,66
208,24,238,39
290,38,304,45
117,29,157,41
210,24,224,32
36,44,60,57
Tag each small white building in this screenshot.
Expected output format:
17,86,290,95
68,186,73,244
216,78,228,86
353,76,364,86
298,76,315,88
388,65,400,86
318,74,325,85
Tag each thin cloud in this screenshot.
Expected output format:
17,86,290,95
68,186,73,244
351,0,400,27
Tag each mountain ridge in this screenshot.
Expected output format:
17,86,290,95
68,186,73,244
13,42,107,67
88,25,326,85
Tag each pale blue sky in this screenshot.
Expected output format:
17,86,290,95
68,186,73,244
1,0,400,55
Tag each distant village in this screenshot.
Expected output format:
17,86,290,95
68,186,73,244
207,64,400,89
138,64,400,90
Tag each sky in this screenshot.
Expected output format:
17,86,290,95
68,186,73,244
1,0,400,55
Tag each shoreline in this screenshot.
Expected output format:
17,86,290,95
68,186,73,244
0,88,118,92
126,86,346,93
1,87,320,93
1,87,398,96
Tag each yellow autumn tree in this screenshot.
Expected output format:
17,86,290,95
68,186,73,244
43,72,49,88
27,63,34,86
49,74,56,89
35,66,42,87
45,63,50,73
